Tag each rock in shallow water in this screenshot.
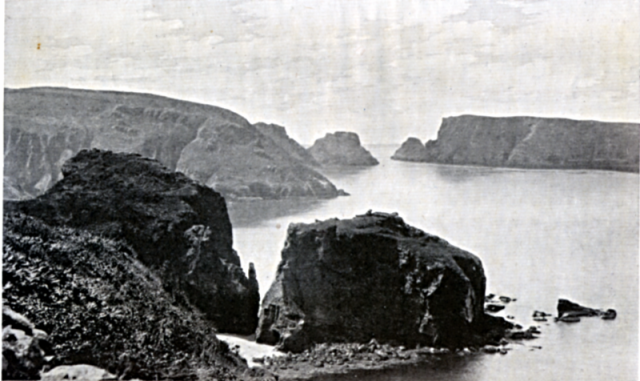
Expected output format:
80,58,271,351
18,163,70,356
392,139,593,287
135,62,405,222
256,211,511,352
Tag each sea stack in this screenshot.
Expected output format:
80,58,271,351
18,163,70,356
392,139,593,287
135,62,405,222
256,211,511,352
308,131,379,166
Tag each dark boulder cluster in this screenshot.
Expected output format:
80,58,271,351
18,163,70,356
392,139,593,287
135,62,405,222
556,299,617,323
256,211,511,353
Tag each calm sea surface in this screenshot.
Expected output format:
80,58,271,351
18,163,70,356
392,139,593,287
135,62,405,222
228,145,639,381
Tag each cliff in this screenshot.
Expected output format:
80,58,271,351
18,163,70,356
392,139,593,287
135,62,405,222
308,132,379,166
6,149,260,335
4,87,342,200
392,115,640,172
256,211,510,353
3,213,259,380
254,122,320,167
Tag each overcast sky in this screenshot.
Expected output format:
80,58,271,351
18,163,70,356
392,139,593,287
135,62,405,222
5,0,640,144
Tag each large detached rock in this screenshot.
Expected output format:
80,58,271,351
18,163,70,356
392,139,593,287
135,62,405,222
390,137,429,162
256,211,509,352
391,115,640,173
308,132,379,166
7,149,259,335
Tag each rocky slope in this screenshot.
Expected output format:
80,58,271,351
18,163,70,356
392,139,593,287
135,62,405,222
3,213,265,380
254,122,320,167
308,132,379,166
6,149,259,335
256,211,510,353
392,115,640,172
4,87,342,200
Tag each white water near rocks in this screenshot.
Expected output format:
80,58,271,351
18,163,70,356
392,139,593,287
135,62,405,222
229,145,638,381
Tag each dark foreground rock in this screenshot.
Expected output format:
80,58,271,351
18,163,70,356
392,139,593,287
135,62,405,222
392,115,640,173
556,299,617,322
308,132,379,166
256,211,511,353
4,87,342,200
2,307,53,380
3,213,265,380
6,149,259,335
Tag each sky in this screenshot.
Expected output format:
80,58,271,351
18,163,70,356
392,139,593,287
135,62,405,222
4,0,640,145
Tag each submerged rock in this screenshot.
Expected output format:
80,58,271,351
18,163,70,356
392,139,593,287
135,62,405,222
6,149,259,335
256,211,511,352
308,132,379,166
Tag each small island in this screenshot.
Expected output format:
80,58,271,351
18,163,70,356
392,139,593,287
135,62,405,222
308,131,379,166
392,115,640,173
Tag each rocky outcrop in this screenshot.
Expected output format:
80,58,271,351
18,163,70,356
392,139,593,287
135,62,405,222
254,122,320,167
256,211,510,353
308,132,379,166
4,87,343,200
3,212,254,380
390,137,429,162
391,115,640,173
2,307,54,380
557,299,617,322
6,149,259,335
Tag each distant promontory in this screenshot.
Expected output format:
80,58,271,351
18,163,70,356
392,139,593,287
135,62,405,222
4,87,344,200
392,115,640,173
308,131,379,166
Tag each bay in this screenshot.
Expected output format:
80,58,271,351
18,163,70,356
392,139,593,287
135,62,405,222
228,145,638,381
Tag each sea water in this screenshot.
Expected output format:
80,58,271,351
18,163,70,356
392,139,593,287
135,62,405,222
229,145,638,381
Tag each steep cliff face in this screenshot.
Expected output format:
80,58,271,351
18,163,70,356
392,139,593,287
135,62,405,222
3,213,253,380
392,115,640,172
4,87,342,200
256,211,509,352
308,132,379,166
254,122,320,167
7,149,259,335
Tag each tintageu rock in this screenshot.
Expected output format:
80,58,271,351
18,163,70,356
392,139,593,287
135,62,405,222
256,211,511,352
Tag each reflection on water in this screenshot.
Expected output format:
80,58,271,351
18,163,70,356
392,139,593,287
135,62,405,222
228,198,325,228
434,164,500,183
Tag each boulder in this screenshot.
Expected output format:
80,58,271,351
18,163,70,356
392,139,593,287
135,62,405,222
2,308,53,380
6,149,259,335
308,132,379,166
40,365,115,381
391,115,640,173
557,299,616,321
256,211,511,352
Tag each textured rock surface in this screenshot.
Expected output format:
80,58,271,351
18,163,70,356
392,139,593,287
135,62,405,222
3,212,254,380
390,137,429,162
308,132,379,166
255,122,320,167
40,365,116,381
4,87,342,200
6,149,259,335
2,307,53,380
392,115,640,172
256,211,510,352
